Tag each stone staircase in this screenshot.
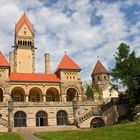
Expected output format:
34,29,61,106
77,107,102,124
76,99,118,128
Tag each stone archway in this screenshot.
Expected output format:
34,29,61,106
29,87,43,102
36,111,48,126
66,88,78,102
90,117,105,128
0,88,3,102
56,110,68,125
46,87,60,101
11,87,25,102
14,111,27,127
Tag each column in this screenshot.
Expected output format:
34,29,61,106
25,95,28,102
43,95,46,102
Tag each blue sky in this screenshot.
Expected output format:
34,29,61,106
0,0,140,86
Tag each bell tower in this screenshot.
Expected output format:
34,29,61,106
10,13,35,73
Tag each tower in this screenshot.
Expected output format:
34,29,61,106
55,54,83,102
91,60,109,88
9,13,35,73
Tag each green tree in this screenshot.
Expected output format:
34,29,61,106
111,43,140,106
85,83,102,100
85,84,94,100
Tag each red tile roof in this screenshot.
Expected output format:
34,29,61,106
92,60,108,75
16,13,33,33
0,51,10,67
10,73,60,82
55,54,80,72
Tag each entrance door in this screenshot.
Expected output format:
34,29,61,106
14,111,26,127
36,111,48,126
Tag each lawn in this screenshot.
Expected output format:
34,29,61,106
0,132,23,140
35,122,140,140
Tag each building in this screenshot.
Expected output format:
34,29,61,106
0,13,122,130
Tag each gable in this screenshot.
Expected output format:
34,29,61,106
17,22,33,37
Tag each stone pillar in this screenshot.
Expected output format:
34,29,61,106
8,98,13,132
43,95,46,102
25,95,28,102
62,95,67,102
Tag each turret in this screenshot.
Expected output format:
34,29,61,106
91,60,109,87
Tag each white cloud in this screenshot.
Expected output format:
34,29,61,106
0,0,140,89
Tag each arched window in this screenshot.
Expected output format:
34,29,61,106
29,93,40,102
14,111,26,127
29,88,43,102
46,88,59,102
11,87,25,102
90,118,105,128
0,88,3,102
66,88,78,102
57,110,68,125
36,111,48,126
25,41,27,46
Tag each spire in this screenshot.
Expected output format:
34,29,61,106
55,54,80,72
91,60,108,75
16,13,33,33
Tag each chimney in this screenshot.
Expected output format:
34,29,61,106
45,53,51,74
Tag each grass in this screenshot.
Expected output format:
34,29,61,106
0,132,23,140
35,122,140,140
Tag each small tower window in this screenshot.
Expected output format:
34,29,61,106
25,41,27,46
24,31,26,35
98,76,100,81
104,76,106,80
